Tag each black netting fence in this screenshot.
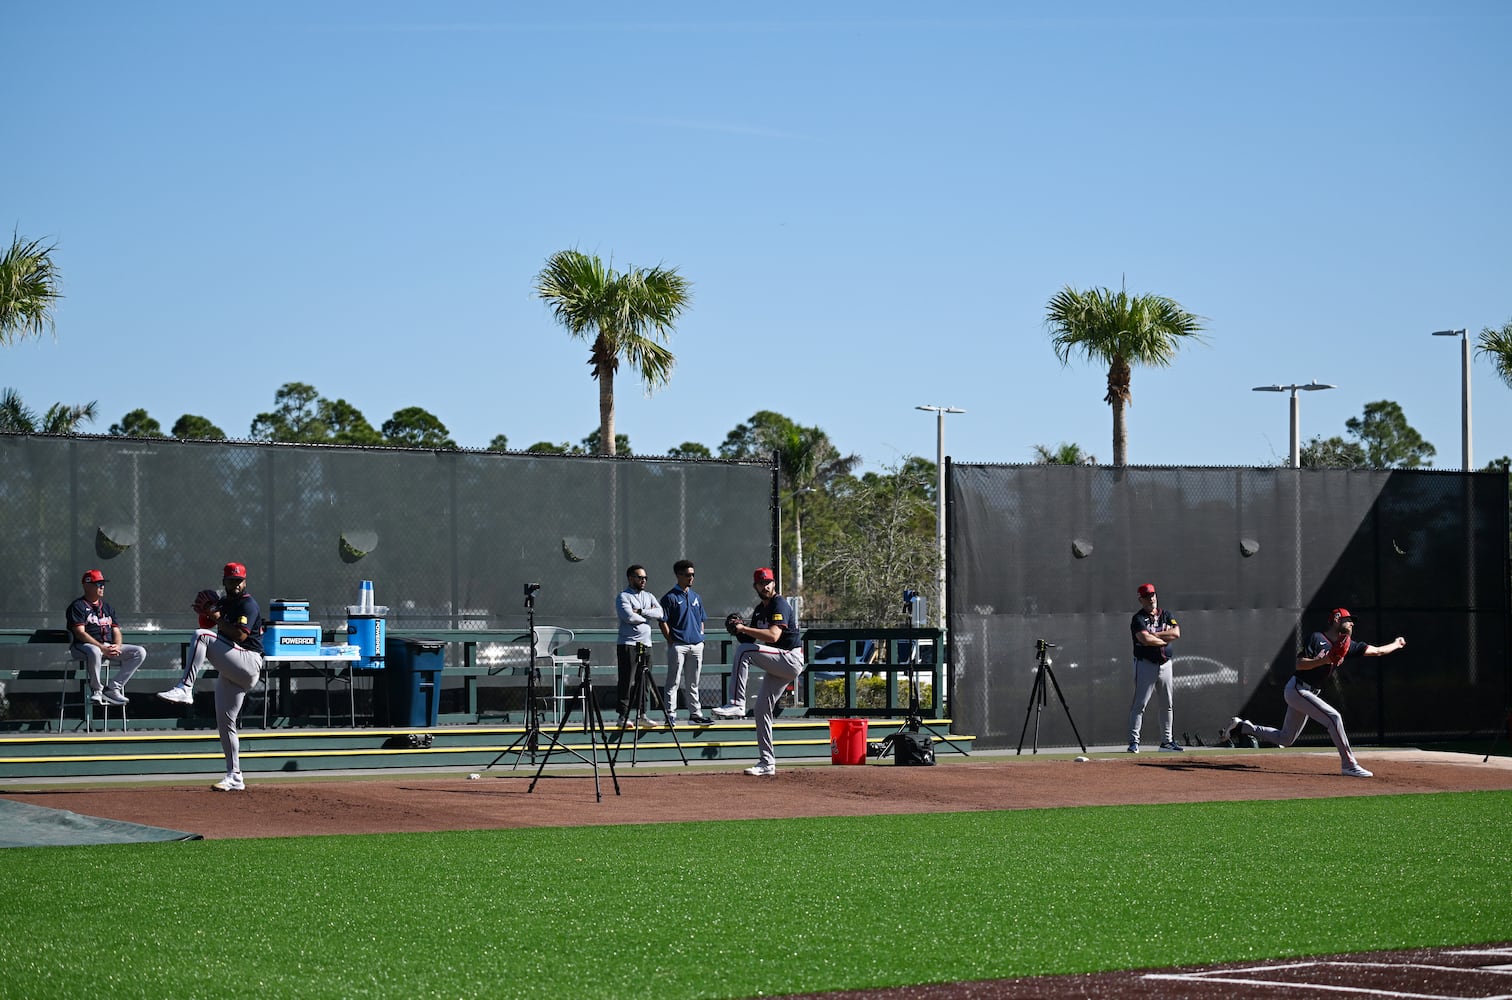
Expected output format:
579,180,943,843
947,464,1510,750
0,435,775,632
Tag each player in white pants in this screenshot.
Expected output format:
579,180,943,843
1222,607,1406,777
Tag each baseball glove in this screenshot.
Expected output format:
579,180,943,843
1327,638,1349,667
724,613,744,635
191,589,221,614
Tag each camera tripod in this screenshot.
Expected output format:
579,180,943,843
489,584,555,769
1016,639,1087,755
878,655,971,759
610,643,688,767
528,649,620,801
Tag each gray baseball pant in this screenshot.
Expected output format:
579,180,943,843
663,641,705,717
1241,676,1359,768
206,638,262,777
1128,658,1174,746
173,629,220,687
70,642,147,693
740,645,805,767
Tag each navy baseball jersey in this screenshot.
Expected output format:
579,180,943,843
1130,608,1177,663
660,585,706,645
67,597,119,643
751,594,802,650
1295,630,1363,686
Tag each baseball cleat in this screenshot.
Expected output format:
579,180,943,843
157,685,194,704
1341,763,1373,778
101,686,129,705
1158,741,1184,752
742,764,777,776
1126,742,1139,754
211,774,246,791
1219,717,1244,743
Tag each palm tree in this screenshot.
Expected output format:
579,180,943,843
1477,319,1512,391
0,388,96,433
1032,442,1096,465
1045,284,1206,466
775,423,858,593
535,249,692,456
1,232,62,345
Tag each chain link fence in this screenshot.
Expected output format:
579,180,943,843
948,464,1510,750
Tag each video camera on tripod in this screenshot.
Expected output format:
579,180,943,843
1017,637,1086,755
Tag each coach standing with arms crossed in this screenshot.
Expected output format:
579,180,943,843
615,564,664,725
1128,582,1183,753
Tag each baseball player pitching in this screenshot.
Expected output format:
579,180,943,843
1221,607,1406,777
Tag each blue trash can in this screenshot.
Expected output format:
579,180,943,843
380,638,444,727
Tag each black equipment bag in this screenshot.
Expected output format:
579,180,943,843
891,730,935,766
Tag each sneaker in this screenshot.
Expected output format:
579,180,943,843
101,686,129,706
1158,740,1184,752
1219,716,1244,743
688,713,713,725
1342,763,1373,778
664,715,677,729
1126,742,1139,754
89,688,108,705
157,685,194,705
742,764,777,776
712,703,746,719
211,774,246,792
637,716,660,729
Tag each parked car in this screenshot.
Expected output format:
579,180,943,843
808,638,935,679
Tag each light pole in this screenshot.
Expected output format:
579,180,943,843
916,405,964,631
1252,381,1336,468
1432,328,1471,471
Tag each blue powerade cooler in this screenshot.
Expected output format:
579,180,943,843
268,599,310,623
264,623,323,654
346,606,388,670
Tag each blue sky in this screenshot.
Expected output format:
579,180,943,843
7,2,1510,472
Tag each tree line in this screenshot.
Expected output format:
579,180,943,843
7,231,1512,619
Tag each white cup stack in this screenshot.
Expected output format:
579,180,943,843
359,580,374,613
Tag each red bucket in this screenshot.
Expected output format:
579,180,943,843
829,718,868,765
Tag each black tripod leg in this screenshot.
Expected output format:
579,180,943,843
1016,667,1046,755
487,666,543,770
527,686,580,793
1043,666,1089,755
916,721,972,756
584,683,620,796
609,662,647,767
640,667,690,765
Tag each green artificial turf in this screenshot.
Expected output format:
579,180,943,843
1,791,1508,999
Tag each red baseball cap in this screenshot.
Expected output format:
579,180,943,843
753,567,775,583
82,569,108,585
222,561,247,580
1330,608,1354,623
1136,583,1156,596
